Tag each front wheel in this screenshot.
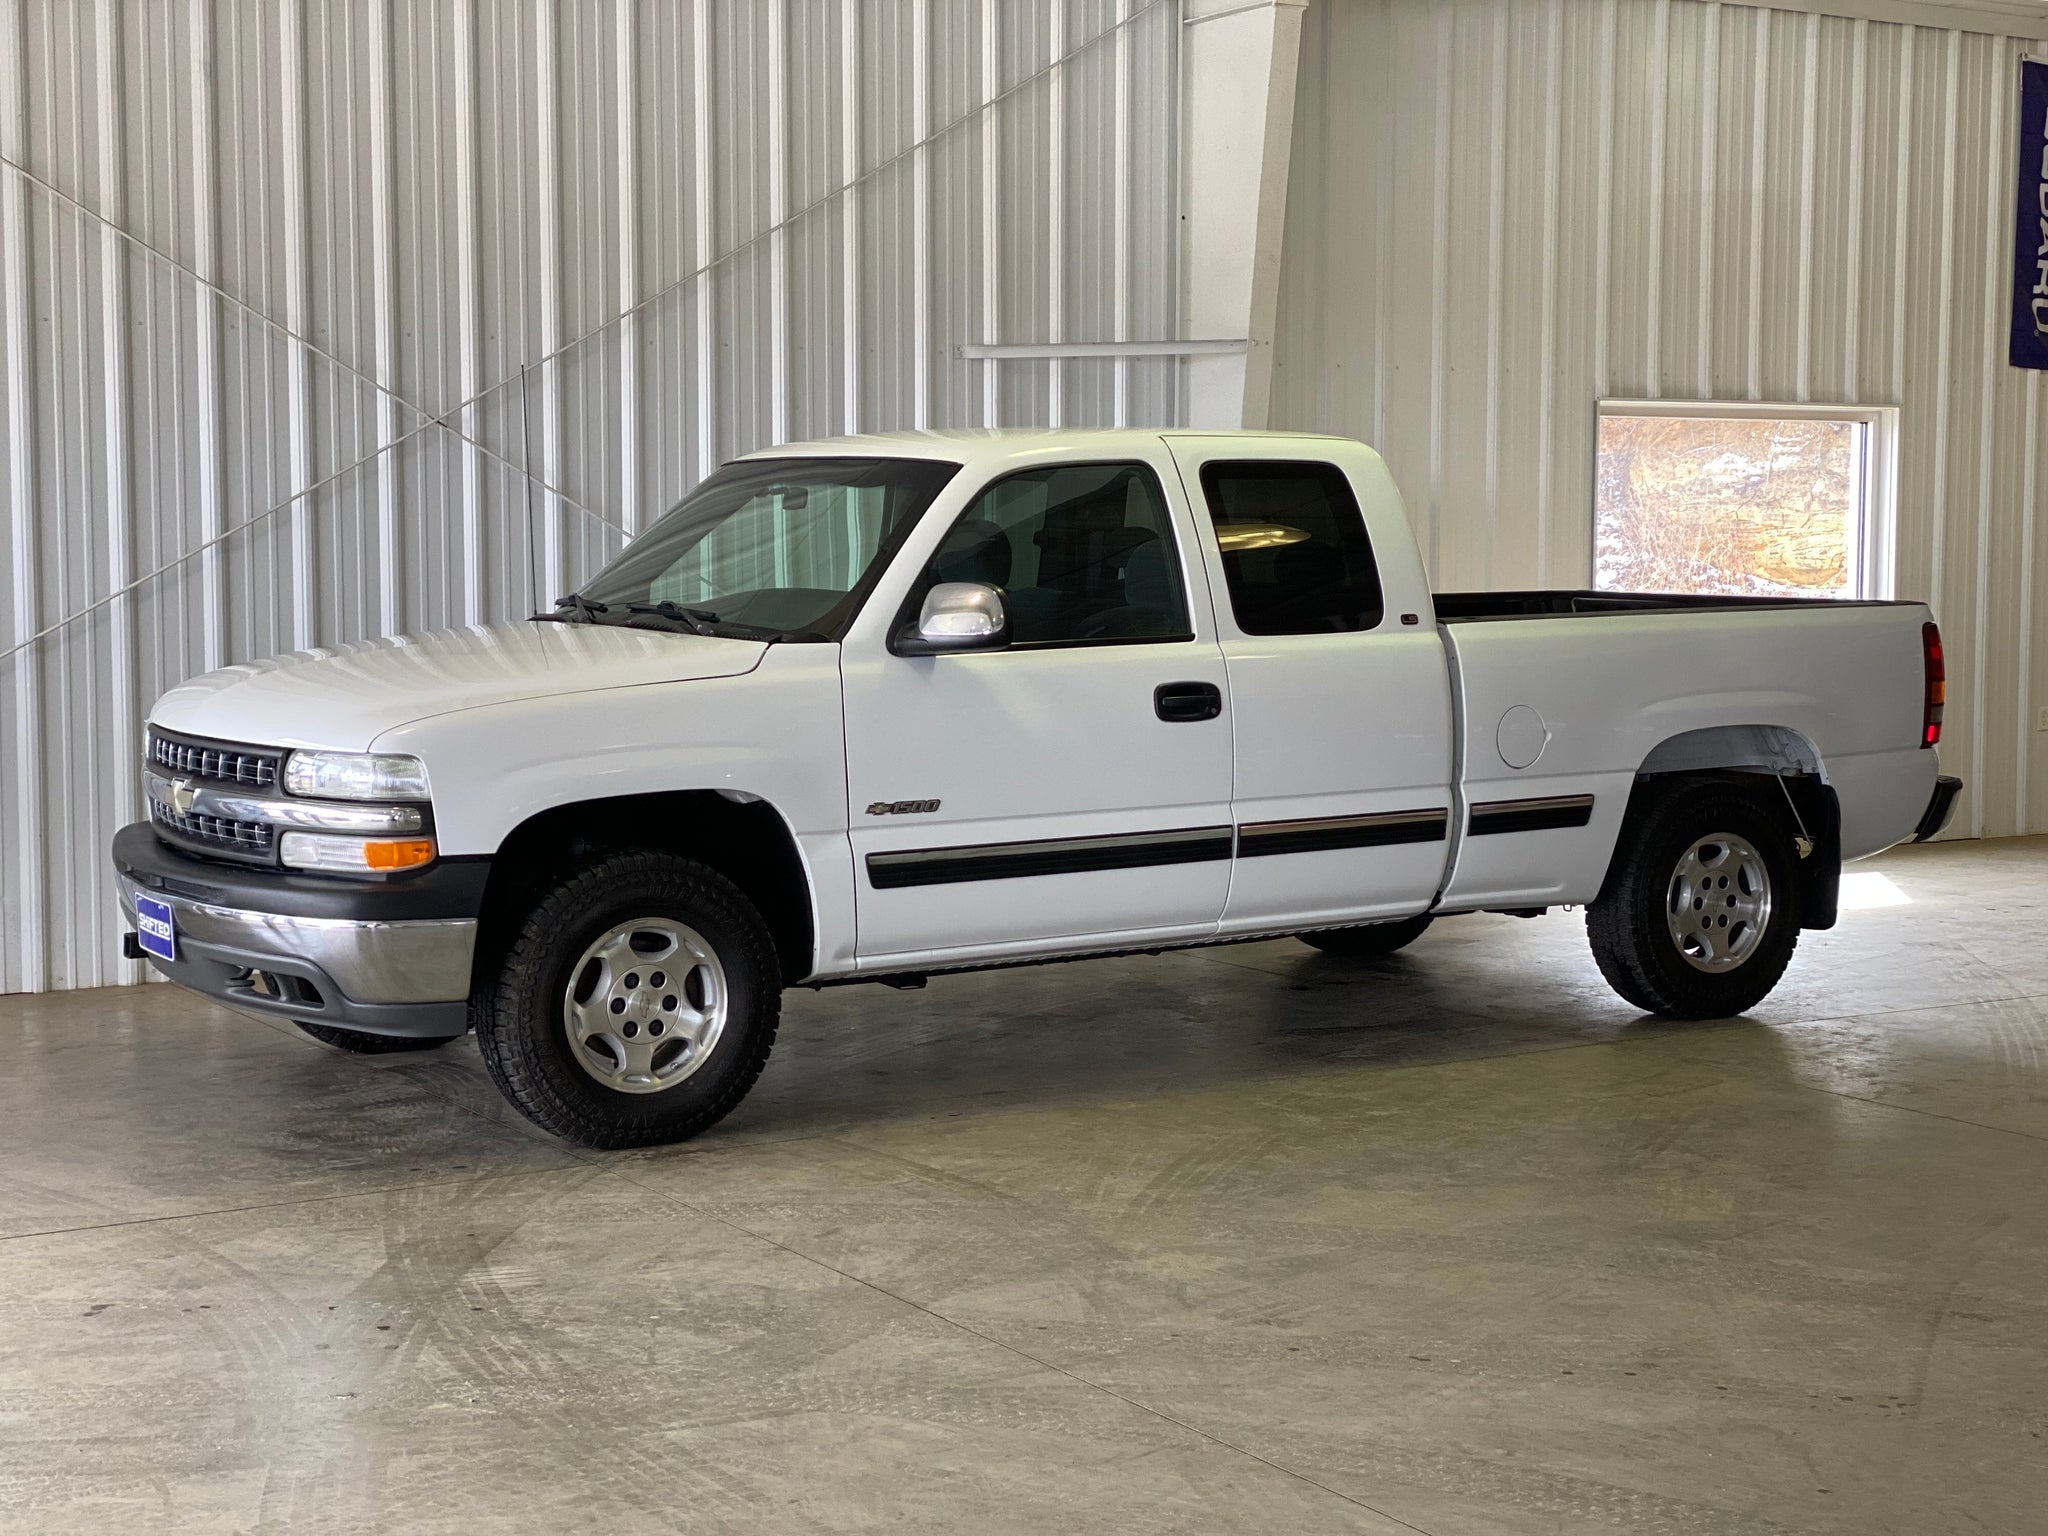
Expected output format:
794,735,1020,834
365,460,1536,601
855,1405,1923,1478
473,851,782,1148
1586,778,1801,1018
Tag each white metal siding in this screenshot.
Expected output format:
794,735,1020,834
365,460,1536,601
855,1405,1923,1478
0,0,1183,994
1273,0,2048,840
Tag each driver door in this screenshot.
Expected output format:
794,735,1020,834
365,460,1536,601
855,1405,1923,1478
839,453,1234,967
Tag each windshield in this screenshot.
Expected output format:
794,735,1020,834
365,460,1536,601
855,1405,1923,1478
564,456,960,640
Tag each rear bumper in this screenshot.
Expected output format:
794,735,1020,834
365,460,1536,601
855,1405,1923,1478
111,822,484,1037
1910,775,1963,843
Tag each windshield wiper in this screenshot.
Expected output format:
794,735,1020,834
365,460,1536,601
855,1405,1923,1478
626,600,722,633
535,591,610,624
625,602,799,643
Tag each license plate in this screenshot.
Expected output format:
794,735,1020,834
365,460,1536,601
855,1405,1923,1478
135,894,177,962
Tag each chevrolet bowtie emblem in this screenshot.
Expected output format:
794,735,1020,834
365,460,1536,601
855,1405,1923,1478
169,778,198,815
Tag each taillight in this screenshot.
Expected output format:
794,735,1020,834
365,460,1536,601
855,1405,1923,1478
1921,621,1945,748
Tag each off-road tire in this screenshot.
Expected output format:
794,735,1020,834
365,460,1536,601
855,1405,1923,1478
1587,777,1801,1018
297,1022,462,1053
1299,914,1434,957
473,850,781,1148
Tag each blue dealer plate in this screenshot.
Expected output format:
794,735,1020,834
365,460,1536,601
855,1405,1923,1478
135,894,177,962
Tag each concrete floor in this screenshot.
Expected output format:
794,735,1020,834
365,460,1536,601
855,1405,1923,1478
1,838,2044,1535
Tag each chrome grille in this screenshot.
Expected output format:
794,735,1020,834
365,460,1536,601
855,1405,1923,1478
145,729,284,863
148,800,277,857
149,730,280,788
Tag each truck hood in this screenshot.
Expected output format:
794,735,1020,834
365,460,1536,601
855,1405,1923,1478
149,622,769,751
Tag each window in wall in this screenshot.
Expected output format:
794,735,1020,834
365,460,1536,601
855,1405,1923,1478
1593,403,1897,599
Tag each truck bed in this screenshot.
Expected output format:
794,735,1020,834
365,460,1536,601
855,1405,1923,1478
1433,589,1910,621
1429,591,1938,913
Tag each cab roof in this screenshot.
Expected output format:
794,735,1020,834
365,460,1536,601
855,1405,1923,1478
736,427,1359,471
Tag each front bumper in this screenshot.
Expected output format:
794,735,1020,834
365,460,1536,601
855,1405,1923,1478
112,822,486,1037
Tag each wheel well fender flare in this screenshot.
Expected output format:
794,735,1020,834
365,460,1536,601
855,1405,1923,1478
1623,725,1841,931
1634,723,1825,781
471,790,819,989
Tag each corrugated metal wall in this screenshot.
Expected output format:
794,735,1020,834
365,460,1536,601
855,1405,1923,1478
0,0,1183,994
1273,0,2048,841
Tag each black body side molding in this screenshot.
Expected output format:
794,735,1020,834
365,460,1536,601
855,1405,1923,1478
1467,794,1595,836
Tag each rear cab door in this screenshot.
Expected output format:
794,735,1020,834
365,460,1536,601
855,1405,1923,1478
1163,436,1456,934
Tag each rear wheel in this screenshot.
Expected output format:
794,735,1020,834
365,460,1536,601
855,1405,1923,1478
297,1022,460,1053
473,850,781,1148
1586,778,1801,1018
1298,914,1434,957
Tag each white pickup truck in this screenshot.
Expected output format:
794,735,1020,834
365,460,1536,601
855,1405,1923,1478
115,430,1960,1147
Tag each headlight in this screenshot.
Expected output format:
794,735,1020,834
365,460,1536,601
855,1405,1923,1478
279,833,437,873
283,750,431,801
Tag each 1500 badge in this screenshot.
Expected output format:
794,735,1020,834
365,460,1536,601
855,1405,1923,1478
867,799,941,815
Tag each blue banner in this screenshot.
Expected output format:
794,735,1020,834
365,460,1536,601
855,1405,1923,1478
2014,60,2048,370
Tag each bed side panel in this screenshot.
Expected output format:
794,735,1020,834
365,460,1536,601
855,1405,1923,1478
1438,605,1936,908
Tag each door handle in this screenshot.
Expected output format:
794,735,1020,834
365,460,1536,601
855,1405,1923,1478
1154,681,1223,723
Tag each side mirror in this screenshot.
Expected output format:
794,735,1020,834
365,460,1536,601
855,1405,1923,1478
895,582,1010,655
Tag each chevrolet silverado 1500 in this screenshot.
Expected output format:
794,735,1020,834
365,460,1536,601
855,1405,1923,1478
114,431,1961,1146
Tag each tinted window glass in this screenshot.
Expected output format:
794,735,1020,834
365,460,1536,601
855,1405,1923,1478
580,456,958,640
913,462,1192,646
1198,461,1384,634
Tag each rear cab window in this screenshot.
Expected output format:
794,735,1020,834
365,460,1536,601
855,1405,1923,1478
1196,461,1385,635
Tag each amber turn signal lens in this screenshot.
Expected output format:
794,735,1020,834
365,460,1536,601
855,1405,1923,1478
364,839,437,871
279,832,438,873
